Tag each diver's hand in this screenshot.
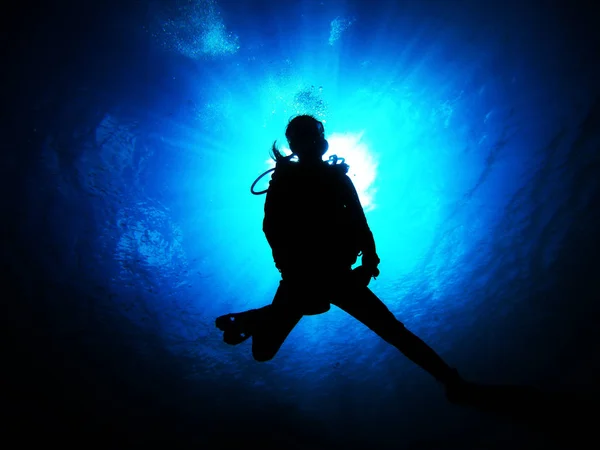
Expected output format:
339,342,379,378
369,266,380,278
361,253,380,278
352,265,379,287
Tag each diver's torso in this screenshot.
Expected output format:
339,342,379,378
273,163,358,269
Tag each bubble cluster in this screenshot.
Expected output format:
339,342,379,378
154,0,239,59
329,16,356,46
293,85,328,118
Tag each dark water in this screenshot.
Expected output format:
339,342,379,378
2,1,600,448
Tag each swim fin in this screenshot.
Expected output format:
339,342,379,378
215,311,256,345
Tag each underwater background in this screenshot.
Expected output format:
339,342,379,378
3,0,599,448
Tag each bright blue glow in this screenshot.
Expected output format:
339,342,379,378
83,1,586,348
325,132,378,211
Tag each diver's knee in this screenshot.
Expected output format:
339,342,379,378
252,347,276,362
393,319,408,336
381,312,405,329
395,318,406,329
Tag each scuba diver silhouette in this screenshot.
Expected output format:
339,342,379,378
216,114,469,401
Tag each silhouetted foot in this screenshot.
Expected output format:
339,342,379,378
216,311,256,345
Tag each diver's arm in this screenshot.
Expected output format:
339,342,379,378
263,178,290,272
263,185,281,247
341,175,380,273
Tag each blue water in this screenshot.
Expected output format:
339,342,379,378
4,0,600,448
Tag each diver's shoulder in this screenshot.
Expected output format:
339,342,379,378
315,161,349,179
329,161,350,176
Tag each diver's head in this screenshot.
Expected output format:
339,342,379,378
285,115,329,162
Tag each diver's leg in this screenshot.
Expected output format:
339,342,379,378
251,281,303,362
331,285,458,385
